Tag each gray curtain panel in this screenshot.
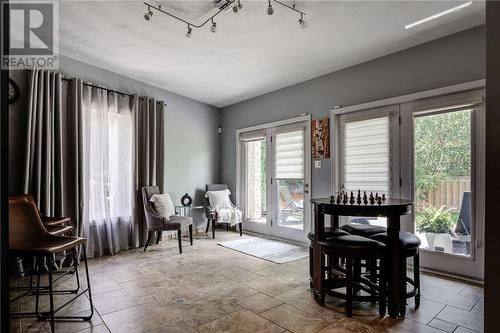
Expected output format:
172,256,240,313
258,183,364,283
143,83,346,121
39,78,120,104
23,69,65,217
132,97,165,247
66,78,86,238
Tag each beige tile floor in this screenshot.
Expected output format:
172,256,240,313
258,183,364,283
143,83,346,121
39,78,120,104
10,230,484,333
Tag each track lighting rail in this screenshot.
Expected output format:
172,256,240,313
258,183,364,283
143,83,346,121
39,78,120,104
143,1,235,29
143,0,307,36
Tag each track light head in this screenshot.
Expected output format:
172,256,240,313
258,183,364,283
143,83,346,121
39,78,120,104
185,26,192,38
298,17,307,28
144,8,153,21
238,1,243,10
210,21,217,33
233,3,239,13
267,3,274,15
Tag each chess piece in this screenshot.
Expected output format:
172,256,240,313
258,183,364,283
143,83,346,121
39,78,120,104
349,191,355,204
377,196,382,205
342,193,348,204
356,190,361,204
369,192,375,205
375,192,379,200
336,192,342,204
330,195,335,203
382,193,386,201
363,191,368,204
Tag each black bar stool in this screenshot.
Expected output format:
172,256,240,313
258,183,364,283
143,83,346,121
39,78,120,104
307,228,350,288
340,222,387,238
370,231,421,310
319,235,387,317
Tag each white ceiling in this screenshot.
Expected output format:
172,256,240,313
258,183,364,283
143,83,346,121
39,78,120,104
55,1,484,107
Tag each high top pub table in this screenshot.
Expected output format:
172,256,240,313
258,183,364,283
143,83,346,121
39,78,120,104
310,198,413,317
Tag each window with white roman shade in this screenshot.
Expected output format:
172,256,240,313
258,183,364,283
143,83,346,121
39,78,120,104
275,129,305,179
340,115,391,194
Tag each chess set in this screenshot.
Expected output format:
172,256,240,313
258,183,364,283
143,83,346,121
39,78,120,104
330,190,386,205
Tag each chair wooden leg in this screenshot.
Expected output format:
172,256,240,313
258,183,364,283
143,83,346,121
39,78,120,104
178,229,182,254
205,219,210,233
212,219,216,239
156,231,162,245
144,231,152,252
414,252,420,309
189,225,193,245
239,222,242,236
226,223,229,231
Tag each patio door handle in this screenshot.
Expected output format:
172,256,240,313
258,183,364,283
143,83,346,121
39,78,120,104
304,183,309,194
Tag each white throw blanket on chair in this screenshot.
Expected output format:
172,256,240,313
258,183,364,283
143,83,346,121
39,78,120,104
206,189,242,227
216,207,242,227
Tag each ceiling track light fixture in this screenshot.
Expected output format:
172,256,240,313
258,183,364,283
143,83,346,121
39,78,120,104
267,0,274,15
233,0,243,13
143,0,307,37
210,18,217,33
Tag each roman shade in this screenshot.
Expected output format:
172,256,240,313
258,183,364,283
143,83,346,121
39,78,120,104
341,115,391,193
275,129,305,179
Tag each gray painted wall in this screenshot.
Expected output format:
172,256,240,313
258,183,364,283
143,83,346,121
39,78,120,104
9,55,220,227
220,26,485,199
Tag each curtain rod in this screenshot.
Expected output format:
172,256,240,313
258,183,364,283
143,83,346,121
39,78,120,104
61,77,166,105
62,77,135,98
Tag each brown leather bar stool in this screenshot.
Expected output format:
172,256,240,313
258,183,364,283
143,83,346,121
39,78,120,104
9,194,73,228
319,235,387,317
9,201,93,333
370,231,421,310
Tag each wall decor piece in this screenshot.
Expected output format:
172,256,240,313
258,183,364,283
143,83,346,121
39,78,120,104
312,117,330,159
181,193,192,206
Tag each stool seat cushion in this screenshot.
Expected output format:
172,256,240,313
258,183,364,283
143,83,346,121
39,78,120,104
319,234,385,251
370,231,421,249
340,223,387,237
307,228,350,241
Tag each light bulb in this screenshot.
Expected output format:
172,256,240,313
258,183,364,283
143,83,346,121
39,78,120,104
210,22,217,33
299,18,307,28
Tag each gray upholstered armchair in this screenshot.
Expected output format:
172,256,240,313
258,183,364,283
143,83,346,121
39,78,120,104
204,184,242,239
142,186,193,253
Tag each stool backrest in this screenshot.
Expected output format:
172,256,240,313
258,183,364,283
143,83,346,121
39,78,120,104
9,194,36,205
9,201,49,249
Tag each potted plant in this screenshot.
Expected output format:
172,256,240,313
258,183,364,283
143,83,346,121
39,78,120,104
416,205,454,251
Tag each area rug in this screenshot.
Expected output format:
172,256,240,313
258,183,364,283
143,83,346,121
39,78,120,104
218,236,308,264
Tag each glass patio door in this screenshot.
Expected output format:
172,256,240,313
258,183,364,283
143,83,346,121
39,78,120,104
239,118,311,243
400,90,485,280
336,106,400,228
271,123,311,242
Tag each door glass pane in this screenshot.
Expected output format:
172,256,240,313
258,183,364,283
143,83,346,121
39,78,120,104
277,180,304,229
245,139,266,222
275,130,305,230
414,109,472,257
340,115,392,228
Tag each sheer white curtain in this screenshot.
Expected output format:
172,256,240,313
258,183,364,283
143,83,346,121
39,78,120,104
82,86,134,257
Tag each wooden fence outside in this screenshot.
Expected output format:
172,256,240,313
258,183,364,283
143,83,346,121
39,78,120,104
416,177,471,212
